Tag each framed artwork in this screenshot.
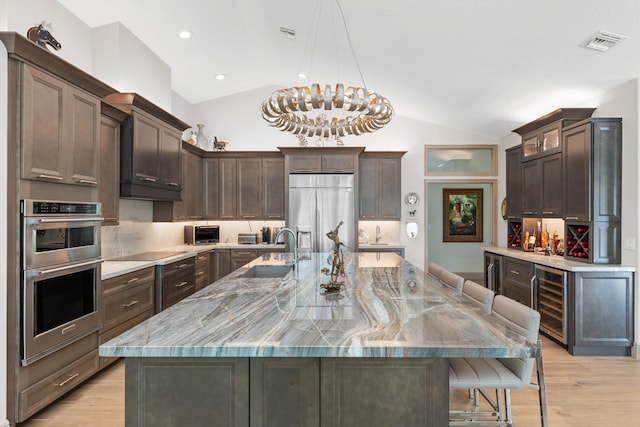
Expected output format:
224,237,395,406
443,188,483,242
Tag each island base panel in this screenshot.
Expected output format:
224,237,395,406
125,357,449,427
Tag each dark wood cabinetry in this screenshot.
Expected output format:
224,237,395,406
194,251,210,292
570,271,633,356
231,249,259,271
280,146,365,174
502,256,535,307
153,142,204,221
104,92,190,201
155,257,196,312
21,63,101,188
359,152,404,220
213,249,232,281
521,152,562,217
504,146,522,219
203,153,285,220
563,118,622,263
99,103,128,225
99,267,155,369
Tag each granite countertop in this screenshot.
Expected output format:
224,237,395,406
358,242,405,249
483,246,636,272
100,252,539,359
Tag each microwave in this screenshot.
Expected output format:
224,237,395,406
184,225,219,245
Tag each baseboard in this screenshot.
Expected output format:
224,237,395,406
632,343,640,359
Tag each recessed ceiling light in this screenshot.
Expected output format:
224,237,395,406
297,73,307,79
215,74,226,80
179,30,192,39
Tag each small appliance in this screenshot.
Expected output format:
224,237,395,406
237,233,259,244
184,225,219,245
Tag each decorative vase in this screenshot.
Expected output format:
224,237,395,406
195,124,210,150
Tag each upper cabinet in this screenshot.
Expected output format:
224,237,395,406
359,152,405,220
504,146,522,220
21,63,100,187
563,118,622,222
513,108,596,218
99,102,128,225
280,147,365,174
104,93,190,201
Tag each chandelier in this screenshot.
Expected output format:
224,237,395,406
260,0,393,146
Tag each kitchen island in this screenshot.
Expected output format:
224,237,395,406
100,252,539,427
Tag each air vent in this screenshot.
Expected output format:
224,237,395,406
279,27,296,40
583,31,628,52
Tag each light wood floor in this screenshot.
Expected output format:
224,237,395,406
18,336,640,426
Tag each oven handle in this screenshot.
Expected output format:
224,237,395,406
30,259,102,277
28,217,104,225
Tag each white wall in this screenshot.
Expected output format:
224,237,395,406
0,20,9,427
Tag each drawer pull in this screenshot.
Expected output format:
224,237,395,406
76,178,98,185
175,263,189,269
175,281,189,288
122,300,139,308
196,271,205,276
137,176,157,182
36,174,63,181
55,372,79,388
125,277,140,284
165,181,179,187
566,216,579,220
542,211,555,215
237,251,251,255
510,270,520,275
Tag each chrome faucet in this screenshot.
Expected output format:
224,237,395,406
375,224,382,243
275,227,298,263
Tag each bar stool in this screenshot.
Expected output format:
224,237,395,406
449,295,549,427
439,269,464,295
461,280,494,314
427,262,444,280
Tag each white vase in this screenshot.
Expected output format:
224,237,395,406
195,124,210,150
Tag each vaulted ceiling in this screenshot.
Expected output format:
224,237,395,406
58,0,640,138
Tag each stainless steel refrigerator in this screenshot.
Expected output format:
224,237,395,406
288,174,355,253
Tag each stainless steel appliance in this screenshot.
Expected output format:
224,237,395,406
535,265,567,345
21,199,103,366
184,225,220,245
238,233,259,244
288,174,355,253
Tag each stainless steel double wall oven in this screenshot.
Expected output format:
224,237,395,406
21,199,103,366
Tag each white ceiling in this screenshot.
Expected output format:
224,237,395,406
57,0,640,138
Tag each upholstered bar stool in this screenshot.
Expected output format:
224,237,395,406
427,262,444,280
439,269,464,295
461,280,495,314
449,295,549,427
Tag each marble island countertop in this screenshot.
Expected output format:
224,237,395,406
100,252,539,359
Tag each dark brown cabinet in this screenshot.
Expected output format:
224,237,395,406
520,122,561,161
501,256,535,307
521,152,562,217
104,92,190,201
231,249,259,271
153,142,203,221
203,153,285,220
504,146,522,220
570,271,633,356
21,63,100,187
280,147,365,174
563,118,622,264
155,257,196,312
263,157,286,220
213,249,232,281
194,251,210,292
99,267,155,369
99,103,128,225
359,153,404,220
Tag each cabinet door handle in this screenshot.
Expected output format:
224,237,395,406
510,270,520,275
122,300,139,308
522,211,534,215
542,211,555,215
175,281,189,288
565,216,579,220
36,174,63,181
196,271,205,276
137,176,157,183
236,251,251,255
55,372,80,388
165,181,179,187
124,277,140,284
242,215,256,219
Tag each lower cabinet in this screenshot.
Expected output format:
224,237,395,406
155,257,196,313
231,249,259,271
99,267,155,369
501,256,534,307
194,250,210,292
18,334,99,422
570,271,634,356
359,247,405,257
213,249,232,282
485,251,634,356
213,247,286,282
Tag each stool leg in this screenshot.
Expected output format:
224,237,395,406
536,340,549,427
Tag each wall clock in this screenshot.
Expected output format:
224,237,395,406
404,192,419,207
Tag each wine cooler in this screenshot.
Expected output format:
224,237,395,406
535,265,567,345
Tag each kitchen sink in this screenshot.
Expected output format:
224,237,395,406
369,242,388,245
239,265,293,279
